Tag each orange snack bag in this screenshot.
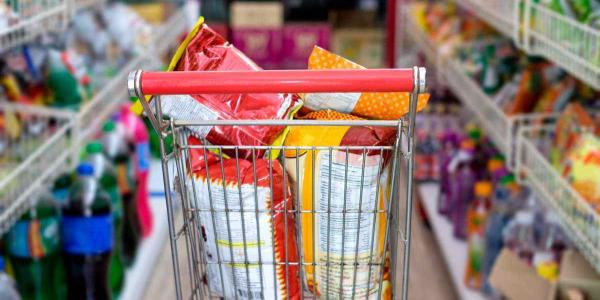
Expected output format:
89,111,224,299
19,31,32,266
304,46,429,120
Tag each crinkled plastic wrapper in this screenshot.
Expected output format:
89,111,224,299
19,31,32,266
302,46,429,120
155,20,301,159
187,136,301,299
283,110,394,299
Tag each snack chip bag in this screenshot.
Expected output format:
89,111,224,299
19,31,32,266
187,136,301,299
303,46,429,120
132,19,301,159
284,110,394,299
562,134,600,211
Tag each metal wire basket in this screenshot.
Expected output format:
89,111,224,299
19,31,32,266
128,67,426,299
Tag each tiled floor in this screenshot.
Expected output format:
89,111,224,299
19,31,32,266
143,210,457,300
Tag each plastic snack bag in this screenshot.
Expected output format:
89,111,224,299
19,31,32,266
302,46,429,120
284,110,394,299
561,133,600,211
187,136,301,299
132,19,301,159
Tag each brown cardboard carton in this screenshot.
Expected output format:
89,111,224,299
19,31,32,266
230,2,283,28
331,28,384,68
490,249,600,300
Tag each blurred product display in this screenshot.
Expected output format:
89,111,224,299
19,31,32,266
0,0,599,299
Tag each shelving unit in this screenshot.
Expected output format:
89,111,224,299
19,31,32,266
401,0,600,274
418,183,486,300
0,8,187,235
0,0,68,51
453,0,600,89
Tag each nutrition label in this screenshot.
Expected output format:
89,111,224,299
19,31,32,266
194,179,281,300
161,95,218,138
315,151,384,298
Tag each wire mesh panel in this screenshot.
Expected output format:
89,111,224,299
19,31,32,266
128,67,425,299
516,125,600,272
526,1,600,89
0,102,74,233
0,0,67,51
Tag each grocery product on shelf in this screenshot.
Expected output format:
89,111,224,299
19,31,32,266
0,257,20,300
561,133,600,211
464,181,493,289
118,103,153,237
5,195,64,300
103,120,141,266
187,136,301,299
283,110,395,298
84,142,124,297
133,20,302,159
533,212,569,281
303,46,430,120
61,163,113,300
448,139,478,240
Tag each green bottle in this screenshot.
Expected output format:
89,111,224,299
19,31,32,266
85,142,124,297
45,50,83,110
5,195,66,300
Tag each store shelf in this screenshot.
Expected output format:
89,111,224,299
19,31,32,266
0,0,67,51
516,126,600,273
0,103,75,234
451,0,600,90
453,0,517,39
0,8,187,234
525,2,600,90
403,3,438,66
418,183,486,300
120,160,170,300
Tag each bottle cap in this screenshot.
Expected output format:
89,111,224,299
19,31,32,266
461,139,475,150
475,181,493,197
500,174,516,185
468,128,482,140
86,141,103,154
77,163,94,176
102,120,115,132
487,159,504,173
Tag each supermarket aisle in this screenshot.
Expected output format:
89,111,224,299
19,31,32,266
143,207,457,300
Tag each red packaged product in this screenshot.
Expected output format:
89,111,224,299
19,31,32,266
136,19,301,159
188,136,301,299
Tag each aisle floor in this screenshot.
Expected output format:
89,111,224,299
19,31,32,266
142,207,458,300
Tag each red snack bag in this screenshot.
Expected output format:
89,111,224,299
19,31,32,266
136,19,301,159
187,136,301,299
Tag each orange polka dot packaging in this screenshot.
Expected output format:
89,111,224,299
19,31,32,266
187,136,301,299
283,110,394,299
303,46,429,120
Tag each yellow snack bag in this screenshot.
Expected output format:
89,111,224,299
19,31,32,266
304,46,429,120
284,110,393,299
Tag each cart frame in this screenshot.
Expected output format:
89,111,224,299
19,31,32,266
128,67,426,299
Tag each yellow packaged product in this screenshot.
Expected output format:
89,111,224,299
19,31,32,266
284,110,393,299
303,46,429,120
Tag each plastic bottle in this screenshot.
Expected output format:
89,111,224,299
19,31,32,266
0,256,20,300
52,173,73,206
533,212,569,282
448,139,477,239
503,210,536,265
121,103,153,237
45,50,84,110
465,181,493,289
114,152,141,266
437,130,459,216
61,163,113,300
85,141,124,297
6,195,64,300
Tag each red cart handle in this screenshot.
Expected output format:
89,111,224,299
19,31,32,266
128,68,425,95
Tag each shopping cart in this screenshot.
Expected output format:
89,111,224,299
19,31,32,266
128,67,426,299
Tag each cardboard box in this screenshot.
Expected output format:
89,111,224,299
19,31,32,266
331,28,384,68
230,2,283,69
230,2,283,28
490,249,600,300
281,23,330,69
